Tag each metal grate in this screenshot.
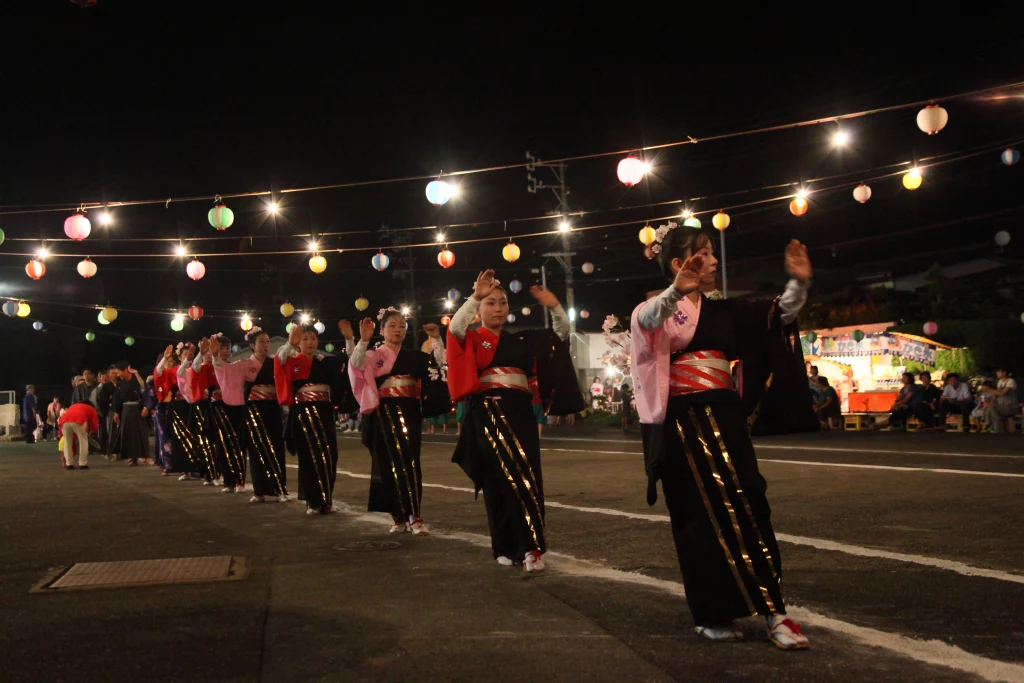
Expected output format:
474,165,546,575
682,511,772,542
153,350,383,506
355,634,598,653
33,555,247,592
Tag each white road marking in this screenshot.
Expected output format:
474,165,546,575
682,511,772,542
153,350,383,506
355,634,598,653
326,496,1024,683
307,465,1024,586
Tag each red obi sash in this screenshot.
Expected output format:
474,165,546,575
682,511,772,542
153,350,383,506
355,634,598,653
379,375,421,399
669,350,734,396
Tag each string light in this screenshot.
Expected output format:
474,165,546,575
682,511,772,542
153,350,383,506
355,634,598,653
300,313,310,324
36,246,49,259
99,211,113,226
443,300,453,310
558,221,570,232
308,241,318,251
401,306,411,316
268,201,279,214
436,232,445,242
175,244,187,257
832,130,850,147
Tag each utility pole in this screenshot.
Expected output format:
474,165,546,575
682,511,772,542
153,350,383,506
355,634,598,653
380,223,421,349
526,152,575,336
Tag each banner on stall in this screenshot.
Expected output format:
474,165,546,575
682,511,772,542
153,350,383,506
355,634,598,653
801,333,937,365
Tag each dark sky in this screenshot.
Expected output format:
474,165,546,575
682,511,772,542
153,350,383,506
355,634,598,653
1,3,1022,393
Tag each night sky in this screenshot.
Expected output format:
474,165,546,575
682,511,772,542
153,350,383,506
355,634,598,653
2,3,1021,397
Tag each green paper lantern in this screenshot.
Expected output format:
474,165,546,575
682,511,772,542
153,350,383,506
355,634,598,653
0,227,5,247
208,203,235,230
851,330,865,343
324,343,335,353
683,217,702,229
98,311,110,326
285,322,296,334
85,331,96,342
124,336,135,346
170,317,184,332
805,331,817,344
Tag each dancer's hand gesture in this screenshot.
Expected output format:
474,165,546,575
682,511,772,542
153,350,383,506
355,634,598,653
784,239,812,284
473,270,499,301
529,285,559,309
163,345,174,360
288,324,302,347
198,337,211,355
672,254,704,296
359,318,375,343
423,323,441,338
208,336,221,356
338,320,354,340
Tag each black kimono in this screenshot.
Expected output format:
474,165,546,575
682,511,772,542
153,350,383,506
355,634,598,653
244,357,289,498
447,326,583,563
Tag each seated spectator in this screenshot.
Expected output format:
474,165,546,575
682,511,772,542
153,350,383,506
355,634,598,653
915,371,942,428
886,372,921,430
938,373,974,423
812,376,842,428
971,381,995,431
981,368,1020,433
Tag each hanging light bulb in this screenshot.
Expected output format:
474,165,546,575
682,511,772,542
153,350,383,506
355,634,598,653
832,130,849,147
99,211,113,226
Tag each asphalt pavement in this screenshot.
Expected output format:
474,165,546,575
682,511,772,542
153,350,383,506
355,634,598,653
1,424,1022,682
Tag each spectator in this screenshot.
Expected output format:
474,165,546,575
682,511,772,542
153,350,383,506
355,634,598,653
915,372,942,429
45,398,63,441
886,372,921,430
620,382,633,432
812,376,842,427
938,373,973,424
971,381,995,431
22,385,39,444
808,365,825,404
72,369,98,405
58,402,99,470
981,368,1020,433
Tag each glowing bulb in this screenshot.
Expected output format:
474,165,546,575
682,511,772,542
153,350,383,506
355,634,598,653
832,130,849,147
401,307,411,316
308,241,318,252
796,188,809,199
568,308,576,321
300,314,310,324
269,201,279,214
36,247,49,259
99,211,112,226
559,221,570,232
449,185,459,197
444,300,453,310
176,245,187,256
681,209,692,219
436,232,445,242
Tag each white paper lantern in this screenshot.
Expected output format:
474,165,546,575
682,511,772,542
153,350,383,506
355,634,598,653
77,257,98,278
852,183,872,204
916,105,948,135
506,313,516,324
995,231,1011,247
581,262,595,275
616,156,647,186
521,307,531,316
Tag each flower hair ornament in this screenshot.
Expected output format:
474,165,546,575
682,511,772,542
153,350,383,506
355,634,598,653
650,220,678,255
376,307,407,325
244,326,263,343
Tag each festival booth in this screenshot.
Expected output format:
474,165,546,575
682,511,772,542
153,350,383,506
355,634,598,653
801,322,954,414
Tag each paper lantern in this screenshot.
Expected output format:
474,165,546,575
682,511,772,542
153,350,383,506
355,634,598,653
309,253,327,274
275,301,293,317
101,306,118,322
425,180,455,206
2,301,17,317
502,242,520,263
580,309,590,319
521,306,531,316
285,322,296,333
32,321,43,331
438,248,455,269
208,203,234,230
25,259,46,279
85,331,95,342
851,330,865,343
509,279,523,294
17,302,30,317
324,343,335,353
77,257,97,278
995,230,1011,247
643,245,655,260
64,212,92,241
97,311,109,325
712,211,731,231
186,258,206,280
314,321,325,334
923,321,938,336
188,305,203,321
506,313,516,324
170,316,184,332
448,289,462,302
124,336,135,347
231,345,241,353
355,296,369,311
902,169,922,190
441,315,451,326
789,197,808,216
916,104,948,135
1020,312,1024,324
805,331,817,344
241,316,253,332
0,227,4,246
581,262,595,274
638,225,656,246
853,184,872,204
372,252,390,271
616,156,647,186
1001,148,1020,166
683,216,702,229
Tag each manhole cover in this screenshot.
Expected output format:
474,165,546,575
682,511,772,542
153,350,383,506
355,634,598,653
32,555,247,593
334,541,401,552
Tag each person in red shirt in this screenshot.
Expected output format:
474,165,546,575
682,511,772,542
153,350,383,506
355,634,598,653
58,402,99,470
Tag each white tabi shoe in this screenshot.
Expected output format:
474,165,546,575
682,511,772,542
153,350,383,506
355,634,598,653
694,623,745,642
409,517,430,536
221,486,233,493
249,495,265,504
277,494,291,503
177,474,189,481
305,507,321,516
234,485,246,494
389,521,409,534
523,551,546,573
214,477,224,486
496,556,514,567
768,615,810,650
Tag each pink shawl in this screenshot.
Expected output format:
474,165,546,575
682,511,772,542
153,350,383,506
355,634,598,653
348,345,398,415
629,294,701,424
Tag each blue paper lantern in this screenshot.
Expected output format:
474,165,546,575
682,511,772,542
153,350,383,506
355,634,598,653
32,321,43,331
1002,148,1020,166
2,301,17,317
507,313,516,324
231,344,241,353
372,252,390,271
425,179,455,206
509,279,523,294
448,288,461,302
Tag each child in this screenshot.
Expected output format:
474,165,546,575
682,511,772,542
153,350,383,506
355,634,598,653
970,381,995,432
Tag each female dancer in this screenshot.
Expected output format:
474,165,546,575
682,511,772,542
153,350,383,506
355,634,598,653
630,221,816,649
199,335,247,494
345,312,450,534
275,323,358,515
212,327,290,503
157,344,200,479
447,271,583,572
178,344,219,484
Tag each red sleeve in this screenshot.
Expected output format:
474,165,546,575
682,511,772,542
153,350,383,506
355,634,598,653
446,329,482,403
274,355,294,406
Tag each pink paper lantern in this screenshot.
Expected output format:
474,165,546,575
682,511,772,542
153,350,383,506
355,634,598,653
186,258,206,281
616,156,647,186
64,212,92,241
923,321,939,336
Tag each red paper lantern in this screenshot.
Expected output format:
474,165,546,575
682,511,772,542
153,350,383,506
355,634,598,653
789,197,809,216
441,315,452,326
186,258,206,281
437,248,455,269
188,305,204,321
25,259,46,279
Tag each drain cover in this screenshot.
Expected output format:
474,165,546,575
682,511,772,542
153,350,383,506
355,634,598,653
334,541,401,552
33,555,247,593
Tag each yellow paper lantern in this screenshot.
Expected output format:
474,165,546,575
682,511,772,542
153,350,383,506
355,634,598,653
712,211,731,231
17,302,31,318
638,225,656,246
502,241,521,263
280,301,295,317
902,169,922,190
101,306,118,323
241,316,253,332
309,253,327,274
355,296,370,311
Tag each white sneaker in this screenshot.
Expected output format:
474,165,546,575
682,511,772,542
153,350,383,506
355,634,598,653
202,480,214,486
214,477,224,486
178,473,189,481
278,494,291,503
695,624,745,642
523,551,546,573
249,495,265,504
305,507,320,516
768,616,810,650
409,518,430,535
234,485,246,494
389,521,409,534
221,486,233,493
496,556,514,566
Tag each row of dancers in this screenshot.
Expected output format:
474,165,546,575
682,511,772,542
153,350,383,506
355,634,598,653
118,221,817,650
